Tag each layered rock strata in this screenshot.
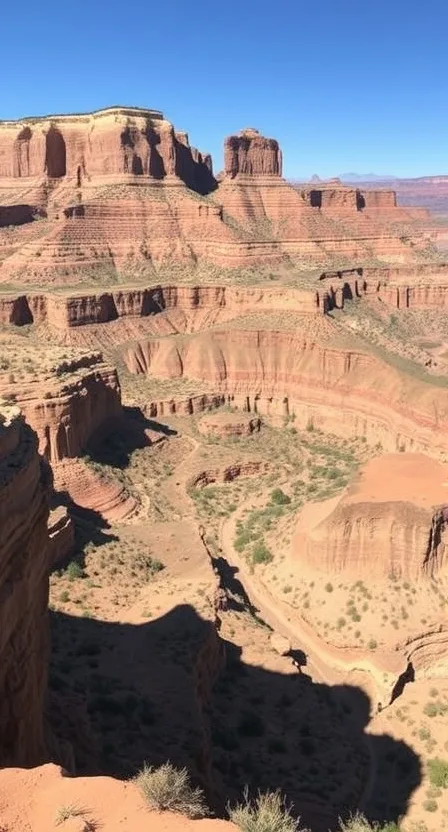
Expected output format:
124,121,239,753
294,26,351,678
125,328,448,456
0,107,214,192
0,407,51,765
0,111,431,281
0,351,122,464
292,454,448,581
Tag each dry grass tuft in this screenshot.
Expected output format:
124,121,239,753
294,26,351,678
134,761,210,818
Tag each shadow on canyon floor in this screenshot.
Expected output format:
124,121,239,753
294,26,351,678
48,603,421,832
87,410,177,469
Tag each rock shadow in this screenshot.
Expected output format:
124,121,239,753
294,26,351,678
85,408,177,469
47,603,422,831
51,489,118,571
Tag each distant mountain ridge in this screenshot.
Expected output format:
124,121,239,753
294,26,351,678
339,172,397,182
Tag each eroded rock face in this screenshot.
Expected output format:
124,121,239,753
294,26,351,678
0,352,122,464
224,128,282,177
0,107,215,193
293,454,448,580
0,408,51,765
199,411,261,438
125,328,448,457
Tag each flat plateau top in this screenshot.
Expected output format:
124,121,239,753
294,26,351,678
0,106,164,125
346,453,448,508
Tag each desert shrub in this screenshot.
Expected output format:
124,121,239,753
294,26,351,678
325,583,333,593
55,804,84,825
423,798,438,812
252,542,273,565
65,561,84,581
271,489,291,506
424,702,439,718
134,762,209,818
368,639,377,650
428,757,448,788
229,788,306,832
235,530,252,551
338,815,399,831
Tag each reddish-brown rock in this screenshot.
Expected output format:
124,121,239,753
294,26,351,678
223,128,282,177
293,454,448,580
125,327,448,456
0,407,51,765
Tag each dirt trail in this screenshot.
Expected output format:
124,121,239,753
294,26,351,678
217,510,406,706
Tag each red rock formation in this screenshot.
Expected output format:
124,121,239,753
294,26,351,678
47,505,74,564
0,352,122,464
198,412,261,438
125,327,448,456
293,454,448,580
0,407,51,765
224,128,282,177
0,108,433,280
0,107,215,193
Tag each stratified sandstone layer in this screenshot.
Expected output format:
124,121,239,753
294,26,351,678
0,407,51,765
293,454,448,580
0,348,121,463
198,411,261,438
0,110,432,283
125,326,448,457
0,106,214,191
224,128,282,177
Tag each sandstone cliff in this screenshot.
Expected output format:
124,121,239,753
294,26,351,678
0,406,51,765
0,109,431,282
0,107,215,193
223,128,282,177
0,349,122,464
125,328,448,456
292,454,448,581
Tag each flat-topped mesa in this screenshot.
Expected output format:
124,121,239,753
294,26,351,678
293,454,448,581
0,106,216,194
0,407,51,765
224,128,282,178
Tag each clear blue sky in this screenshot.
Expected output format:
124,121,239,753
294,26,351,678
1,0,447,178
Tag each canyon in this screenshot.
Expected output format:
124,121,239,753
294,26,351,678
2,106,448,832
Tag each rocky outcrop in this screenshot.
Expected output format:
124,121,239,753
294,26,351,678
125,328,448,456
0,406,51,765
223,128,282,177
0,284,323,331
293,454,448,580
198,411,262,439
0,109,429,282
0,107,215,193
0,352,122,464
320,263,448,310
47,505,74,565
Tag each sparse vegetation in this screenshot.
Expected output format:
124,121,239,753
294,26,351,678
134,762,210,818
229,789,305,832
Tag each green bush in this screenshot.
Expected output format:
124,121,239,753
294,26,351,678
271,489,291,506
428,757,448,788
252,542,273,565
229,789,306,832
134,762,209,818
65,561,84,581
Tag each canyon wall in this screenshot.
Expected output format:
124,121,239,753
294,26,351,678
0,107,215,194
125,329,448,456
293,454,448,581
0,407,51,765
0,284,322,329
0,352,122,463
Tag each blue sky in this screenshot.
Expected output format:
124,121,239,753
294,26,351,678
1,0,447,178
